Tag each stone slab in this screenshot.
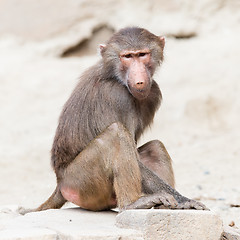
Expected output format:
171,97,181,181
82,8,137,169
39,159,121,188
0,208,142,240
116,209,223,240
0,228,57,240
0,207,227,240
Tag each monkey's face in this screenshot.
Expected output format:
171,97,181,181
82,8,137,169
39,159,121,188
100,27,165,100
119,49,153,100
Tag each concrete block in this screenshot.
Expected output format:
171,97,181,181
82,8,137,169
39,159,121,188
0,228,57,240
0,206,20,230
0,208,142,240
116,209,223,240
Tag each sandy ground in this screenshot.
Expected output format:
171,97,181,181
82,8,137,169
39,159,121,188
0,27,239,230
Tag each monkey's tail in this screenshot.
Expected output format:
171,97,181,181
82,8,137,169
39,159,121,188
36,186,67,211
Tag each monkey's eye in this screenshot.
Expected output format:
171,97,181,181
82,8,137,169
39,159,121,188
139,52,147,57
124,54,132,58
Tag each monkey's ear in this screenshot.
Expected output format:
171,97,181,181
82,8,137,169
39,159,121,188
99,44,107,57
158,36,165,49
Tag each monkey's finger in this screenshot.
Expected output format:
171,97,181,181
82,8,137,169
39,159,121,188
148,194,169,208
152,193,177,209
156,196,170,207
176,201,192,209
184,200,209,210
126,197,156,209
160,196,177,208
165,194,178,208
177,200,209,211
190,200,209,211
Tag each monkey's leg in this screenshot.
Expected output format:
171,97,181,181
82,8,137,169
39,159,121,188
31,122,207,212
129,140,208,210
127,160,208,210
138,140,175,188
28,122,140,213
58,122,142,211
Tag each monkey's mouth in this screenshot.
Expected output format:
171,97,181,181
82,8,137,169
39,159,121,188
129,87,151,100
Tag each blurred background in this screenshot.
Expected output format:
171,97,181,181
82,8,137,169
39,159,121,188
0,0,239,229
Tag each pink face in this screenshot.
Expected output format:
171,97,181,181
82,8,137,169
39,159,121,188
119,48,153,100
100,35,165,100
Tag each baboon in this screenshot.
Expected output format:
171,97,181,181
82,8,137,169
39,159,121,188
29,27,207,212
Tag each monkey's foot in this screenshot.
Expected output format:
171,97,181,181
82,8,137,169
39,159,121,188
125,193,178,210
173,199,209,211
125,193,209,211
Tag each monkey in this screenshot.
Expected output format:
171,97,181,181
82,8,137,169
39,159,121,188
23,27,207,213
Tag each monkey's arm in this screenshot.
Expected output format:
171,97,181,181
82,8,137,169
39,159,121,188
126,161,208,210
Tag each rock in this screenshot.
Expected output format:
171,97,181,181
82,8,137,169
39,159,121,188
0,228,57,240
0,0,110,41
221,227,240,240
0,208,142,240
0,206,21,230
116,209,223,240
1,0,239,57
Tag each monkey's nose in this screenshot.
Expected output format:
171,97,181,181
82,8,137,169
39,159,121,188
135,81,146,90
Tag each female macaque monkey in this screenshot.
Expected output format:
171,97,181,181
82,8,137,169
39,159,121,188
24,27,207,213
